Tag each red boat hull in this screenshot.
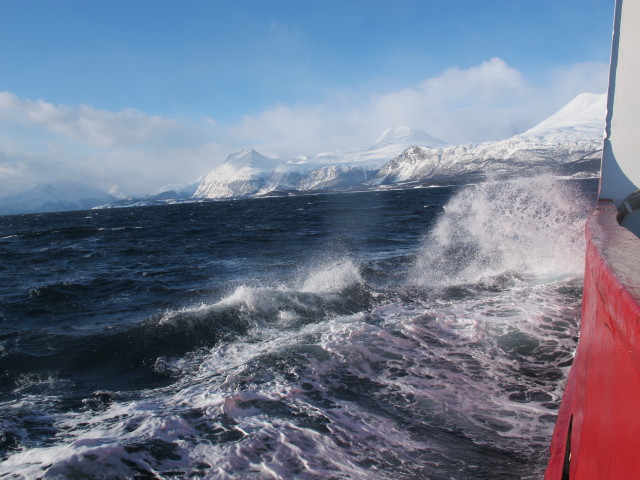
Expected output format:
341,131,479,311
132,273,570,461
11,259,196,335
546,199,640,478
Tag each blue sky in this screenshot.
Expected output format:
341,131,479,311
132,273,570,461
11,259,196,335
0,0,614,196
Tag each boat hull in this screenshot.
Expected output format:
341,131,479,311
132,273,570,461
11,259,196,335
546,199,640,478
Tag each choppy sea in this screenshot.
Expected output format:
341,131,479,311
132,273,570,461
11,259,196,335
0,176,596,479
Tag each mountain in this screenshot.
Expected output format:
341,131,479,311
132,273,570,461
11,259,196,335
193,149,283,199
373,126,448,149
192,148,376,199
150,181,200,200
296,165,373,191
0,93,603,215
519,93,606,141
0,182,117,215
103,180,202,208
41,92,605,213
369,93,605,185
191,95,604,199
299,126,449,171
190,129,441,200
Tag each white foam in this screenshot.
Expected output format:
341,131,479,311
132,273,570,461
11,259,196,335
157,258,364,328
300,258,363,293
410,175,590,286
0,278,580,479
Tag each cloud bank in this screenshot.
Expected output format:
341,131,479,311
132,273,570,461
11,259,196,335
232,58,608,157
0,58,608,197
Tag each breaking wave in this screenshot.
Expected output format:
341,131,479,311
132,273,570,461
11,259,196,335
410,175,590,286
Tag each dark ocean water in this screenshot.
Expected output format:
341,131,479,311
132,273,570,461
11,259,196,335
0,176,597,479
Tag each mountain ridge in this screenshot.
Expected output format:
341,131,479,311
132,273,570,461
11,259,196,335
185,92,605,201
0,93,606,214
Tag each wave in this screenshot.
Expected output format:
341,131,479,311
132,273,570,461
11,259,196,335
161,258,371,330
0,277,581,478
410,175,591,287
0,178,594,478
0,259,372,396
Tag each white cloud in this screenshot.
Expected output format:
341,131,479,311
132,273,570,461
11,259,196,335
548,61,610,103
0,58,610,197
0,92,180,148
229,57,609,155
365,57,530,143
0,93,233,196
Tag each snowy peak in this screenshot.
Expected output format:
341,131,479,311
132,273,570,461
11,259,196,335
299,125,450,172
373,126,448,149
224,148,281,170
520,93,606,141
150,180,201,199
193,148,284,199
369,93,606,186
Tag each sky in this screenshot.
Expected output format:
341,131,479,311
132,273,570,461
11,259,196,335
0,0,614,197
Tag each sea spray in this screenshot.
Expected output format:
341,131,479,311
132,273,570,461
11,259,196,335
301,258,363,294
410,175,592,287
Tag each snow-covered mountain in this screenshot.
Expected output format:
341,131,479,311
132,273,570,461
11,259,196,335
189,94,604,200
104,95,605,207
104,180,202,208
519,93,606,141
373,126,448,149
3,93,603,215
193,149,284,199
298,126,448,171
151,181,201,200
189,129,439,200
0,182,117,215
296,165,373,191
369,93,605,185
191,148,377,199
